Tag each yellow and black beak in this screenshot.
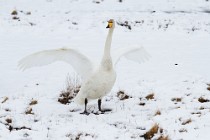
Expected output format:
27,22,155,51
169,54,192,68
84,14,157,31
106,21,113,28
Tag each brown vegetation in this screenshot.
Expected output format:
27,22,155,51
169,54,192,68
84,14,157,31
117,21,132,30
154,110,161,116
145,93,155,100
5,118,12,124
198,97,209,103
58,74,81,104
1,97,8,103
11,10,18,15
171,97,182,102
29,99,38,105
181,118,192,125
157,135,170,140
141,124,159,139
139,102,146,106
179,128,187,133
25,107,34,115
117,91,132,100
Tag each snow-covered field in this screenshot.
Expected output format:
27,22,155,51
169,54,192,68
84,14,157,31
1,0,210,139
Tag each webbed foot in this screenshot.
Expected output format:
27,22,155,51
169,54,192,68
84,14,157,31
80,110,90,115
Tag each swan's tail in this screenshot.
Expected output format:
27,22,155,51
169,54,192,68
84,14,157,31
73,93,85,105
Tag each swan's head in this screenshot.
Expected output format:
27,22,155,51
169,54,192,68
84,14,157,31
106,19,115,29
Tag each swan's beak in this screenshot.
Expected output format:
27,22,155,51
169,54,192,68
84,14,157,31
106,22,113,28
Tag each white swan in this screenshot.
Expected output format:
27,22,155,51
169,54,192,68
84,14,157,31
18,19,150,114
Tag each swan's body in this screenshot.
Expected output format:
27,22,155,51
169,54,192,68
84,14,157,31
74,65,116,104
19,19,150,114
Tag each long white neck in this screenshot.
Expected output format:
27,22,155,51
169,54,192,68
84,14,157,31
101,28,114,70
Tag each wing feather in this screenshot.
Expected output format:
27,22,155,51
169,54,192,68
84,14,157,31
18,48,93,80
112,46,150,66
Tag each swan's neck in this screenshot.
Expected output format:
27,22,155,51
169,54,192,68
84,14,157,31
101,28,114,70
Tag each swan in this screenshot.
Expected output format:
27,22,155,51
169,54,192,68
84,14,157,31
18,19,150,115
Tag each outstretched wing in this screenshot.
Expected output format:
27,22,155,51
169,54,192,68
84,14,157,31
18,48,93,80
112,46,150,66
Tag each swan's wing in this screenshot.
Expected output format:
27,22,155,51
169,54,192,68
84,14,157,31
18,48,93,80
112,46,151,66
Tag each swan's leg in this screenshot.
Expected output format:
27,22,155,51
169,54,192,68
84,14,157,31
98,99,102,111
98,99,103,112
80,98,89,115
97,98,112,113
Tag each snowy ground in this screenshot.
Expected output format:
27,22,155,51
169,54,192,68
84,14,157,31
1,0,210,139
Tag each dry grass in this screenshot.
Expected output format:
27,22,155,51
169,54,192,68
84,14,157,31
140,124,170,140
9,125,31,132
199,106,205,110
29,22,36,26
1,97,8,103
117,21,132,30
12,16,20,20
58,74,81,104
66,132,95,140
93,1,100,4
191,112,201,115
5,108,11,112
179,128,187,133
157,135,170,140
198,97,209,103
145,93,155,100
181,118,192,125
139,102,146,106
29,99,38,106
117,90,131,100
25,107,34,115
154,110,161,116
11,10,18,15
5,118,12,124
26,11,31,15
141,123,159,139
171,97,182,102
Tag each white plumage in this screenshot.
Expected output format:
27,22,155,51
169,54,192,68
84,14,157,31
19,48,93,81
18,19,150,114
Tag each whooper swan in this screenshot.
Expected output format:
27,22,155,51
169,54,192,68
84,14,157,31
19,19,150,115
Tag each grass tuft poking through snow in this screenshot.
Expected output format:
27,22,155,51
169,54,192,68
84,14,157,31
171,97,182,102
179,128,188,133
11,10,18,15
66,132,96,140
181,118,192,125
145,93,155,100
141,123,159,139
198,97,209,103
154,110,161,116
5,118,12,124
141,124,170,140
25,107,34,115
157,135,170,140
117,21,132,30
58,74,81,104
29,99,38,105
1,97,9,103
117,90,132,100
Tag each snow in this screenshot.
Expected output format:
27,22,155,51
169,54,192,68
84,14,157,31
1,0,210,139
